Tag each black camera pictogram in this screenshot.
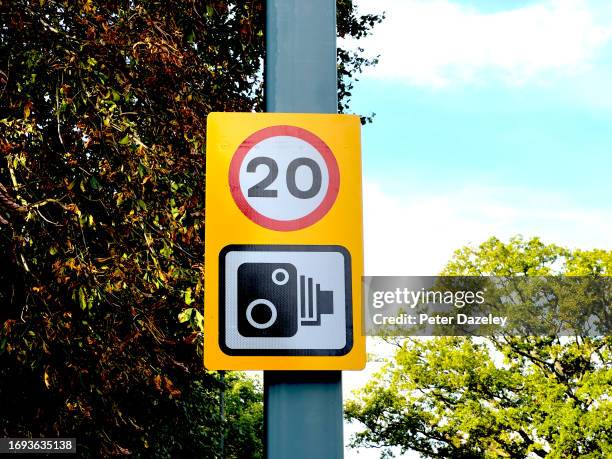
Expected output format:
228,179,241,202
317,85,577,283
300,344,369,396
237,262,334,337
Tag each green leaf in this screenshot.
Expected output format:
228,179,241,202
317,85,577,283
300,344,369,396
118,134,130,145
178,308,194,323
89,176,100,190
184,288,194,305
78,287,87,310
193,310,204,332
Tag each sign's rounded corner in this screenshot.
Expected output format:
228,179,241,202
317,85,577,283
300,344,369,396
206,111,223,123
219,244,240,260
337,340,354,357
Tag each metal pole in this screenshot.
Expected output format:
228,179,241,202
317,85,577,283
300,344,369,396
265,0,338,114
264,1,343,459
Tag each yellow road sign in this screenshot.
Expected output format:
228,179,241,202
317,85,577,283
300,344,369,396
204,112,365,370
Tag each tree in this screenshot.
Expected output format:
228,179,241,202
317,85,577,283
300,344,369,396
222,373,264,459
0,1,381,456
346,237,612,458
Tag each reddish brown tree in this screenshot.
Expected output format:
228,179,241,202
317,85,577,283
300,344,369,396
0,0,380,456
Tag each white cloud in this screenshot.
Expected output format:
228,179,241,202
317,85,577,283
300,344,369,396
349,0,612,86
363,180,612,275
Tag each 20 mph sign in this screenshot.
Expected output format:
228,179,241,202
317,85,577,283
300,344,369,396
229,126,340,231
204,113,364,371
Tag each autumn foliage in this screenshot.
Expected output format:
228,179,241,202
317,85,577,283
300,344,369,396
0,0,379,456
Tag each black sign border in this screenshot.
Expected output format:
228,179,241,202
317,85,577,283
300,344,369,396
219,244,354,356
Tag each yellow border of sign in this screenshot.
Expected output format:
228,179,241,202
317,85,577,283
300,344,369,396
204,112,365,370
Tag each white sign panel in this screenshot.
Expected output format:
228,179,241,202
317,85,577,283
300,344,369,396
219,245,353,356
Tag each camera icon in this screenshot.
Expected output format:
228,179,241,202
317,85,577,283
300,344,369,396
237,262,334,338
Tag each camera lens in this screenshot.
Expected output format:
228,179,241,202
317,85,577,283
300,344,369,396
237,262,298,338
272,268,289,285
245,299,278,330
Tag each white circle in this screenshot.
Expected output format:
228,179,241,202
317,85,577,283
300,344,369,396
238,136,330,222
271,268,289,285
245,299,278,330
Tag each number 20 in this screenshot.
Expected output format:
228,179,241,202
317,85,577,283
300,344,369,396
247,156,322,199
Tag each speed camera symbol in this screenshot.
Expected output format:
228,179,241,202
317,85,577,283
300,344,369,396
237,262,335,338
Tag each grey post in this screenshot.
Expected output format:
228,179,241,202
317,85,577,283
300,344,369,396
264,1,343,459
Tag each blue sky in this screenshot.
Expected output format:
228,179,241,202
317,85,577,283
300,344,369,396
339,2,612,457
457,0,544,13
343,0,612,275
356,79,612,202
344,2,612,455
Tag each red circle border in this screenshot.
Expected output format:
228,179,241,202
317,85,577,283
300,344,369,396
228,125,340,231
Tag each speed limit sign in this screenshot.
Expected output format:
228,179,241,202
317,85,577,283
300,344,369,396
229,125,340,231
204,112,364,371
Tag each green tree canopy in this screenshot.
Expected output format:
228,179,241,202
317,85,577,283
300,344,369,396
346,237,612,458
0,0,380,456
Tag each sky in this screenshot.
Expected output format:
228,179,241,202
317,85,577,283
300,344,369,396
343,0,612,276
342,0,612,456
